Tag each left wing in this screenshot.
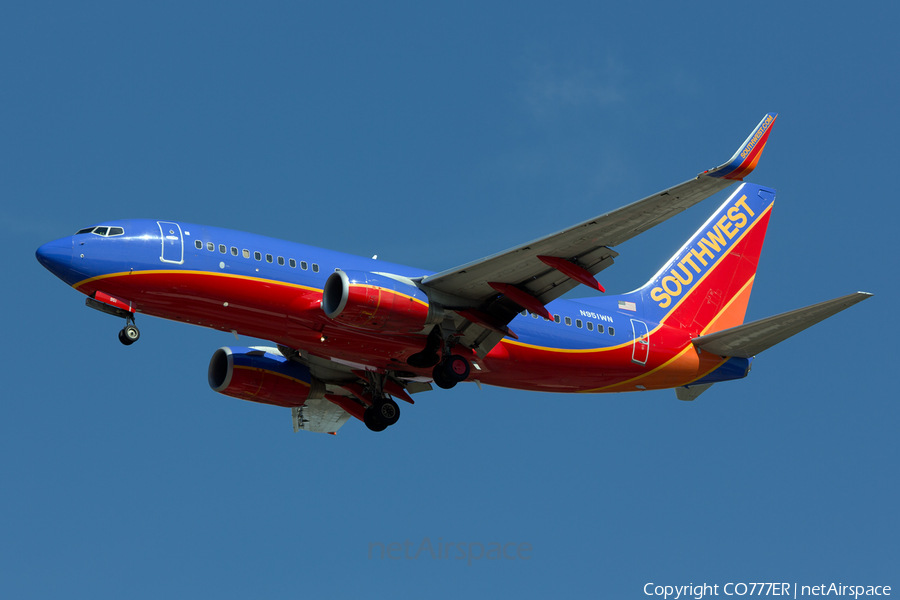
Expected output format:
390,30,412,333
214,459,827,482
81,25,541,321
420,113,777,355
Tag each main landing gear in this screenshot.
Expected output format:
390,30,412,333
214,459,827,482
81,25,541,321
118,317,140,346
431,354,471,389
409,326,473,390
357,371,403,432
363,396,401,432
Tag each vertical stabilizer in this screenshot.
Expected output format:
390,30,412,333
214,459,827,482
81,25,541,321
639,183,776,335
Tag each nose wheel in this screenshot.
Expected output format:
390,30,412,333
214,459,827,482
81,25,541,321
118,320,140,346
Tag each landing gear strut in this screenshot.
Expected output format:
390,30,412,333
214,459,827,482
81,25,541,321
118,317,140,346
407,327,442,368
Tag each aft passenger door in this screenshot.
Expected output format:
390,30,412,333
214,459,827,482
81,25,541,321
157,221,184,264
631,319,650,365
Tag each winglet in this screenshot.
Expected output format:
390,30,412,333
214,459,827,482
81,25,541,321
704,113,777,180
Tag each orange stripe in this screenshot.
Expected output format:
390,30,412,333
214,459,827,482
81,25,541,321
584,274,759,392
701,275,755,335
74,270,429,308
659,203,772,326
727,140,767,180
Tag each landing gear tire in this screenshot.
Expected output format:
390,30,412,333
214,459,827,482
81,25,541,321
373,397,400,426
443,355,470,382
119,324,140,345
363,407,389,432
432,363,457,390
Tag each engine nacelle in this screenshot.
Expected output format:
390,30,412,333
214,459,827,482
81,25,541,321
321,270,438,333
208,346,324,408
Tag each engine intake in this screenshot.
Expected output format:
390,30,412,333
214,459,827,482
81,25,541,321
322,270,437,333
208,346,324,407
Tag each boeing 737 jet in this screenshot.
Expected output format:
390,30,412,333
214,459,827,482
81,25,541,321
36,113,872,433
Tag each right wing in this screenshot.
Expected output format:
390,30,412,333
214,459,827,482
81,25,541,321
421,113,778,356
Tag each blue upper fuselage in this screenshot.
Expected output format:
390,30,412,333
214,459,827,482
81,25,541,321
36,218,648,351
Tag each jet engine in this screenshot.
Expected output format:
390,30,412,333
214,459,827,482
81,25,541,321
321,270,439,333
208,346,324,407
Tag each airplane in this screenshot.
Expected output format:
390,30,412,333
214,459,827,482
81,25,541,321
36,113,872,434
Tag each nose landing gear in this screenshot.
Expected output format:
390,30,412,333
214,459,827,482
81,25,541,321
118,322,140,346
84,293,142,347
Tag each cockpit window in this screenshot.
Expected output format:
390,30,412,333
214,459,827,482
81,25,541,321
76,226,124,236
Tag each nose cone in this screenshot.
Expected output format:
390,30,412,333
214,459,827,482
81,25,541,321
36,236,74,282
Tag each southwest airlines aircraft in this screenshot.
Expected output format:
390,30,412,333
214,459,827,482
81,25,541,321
36,113,871,433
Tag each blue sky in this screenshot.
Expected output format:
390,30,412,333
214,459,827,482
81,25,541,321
2,2,897,597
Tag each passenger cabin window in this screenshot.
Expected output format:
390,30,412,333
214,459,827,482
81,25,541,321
207,242,214,251
231,247,238,256
289,258,296,268
312,263,319,273
278,256,285,266
532,312,538,319
219,244,226,253
300,261,308,270
608,327,615,336
195,240,202,249
565,317,572,326
254,251,261,261
520,310,527,317
597,324,604,334
587,322,593,331
266,254,273,263
242,249,250,258
576,319,583,328
554,314,561,323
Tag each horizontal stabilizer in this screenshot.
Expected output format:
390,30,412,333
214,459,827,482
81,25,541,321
692,292,873,358
675,383,713,401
